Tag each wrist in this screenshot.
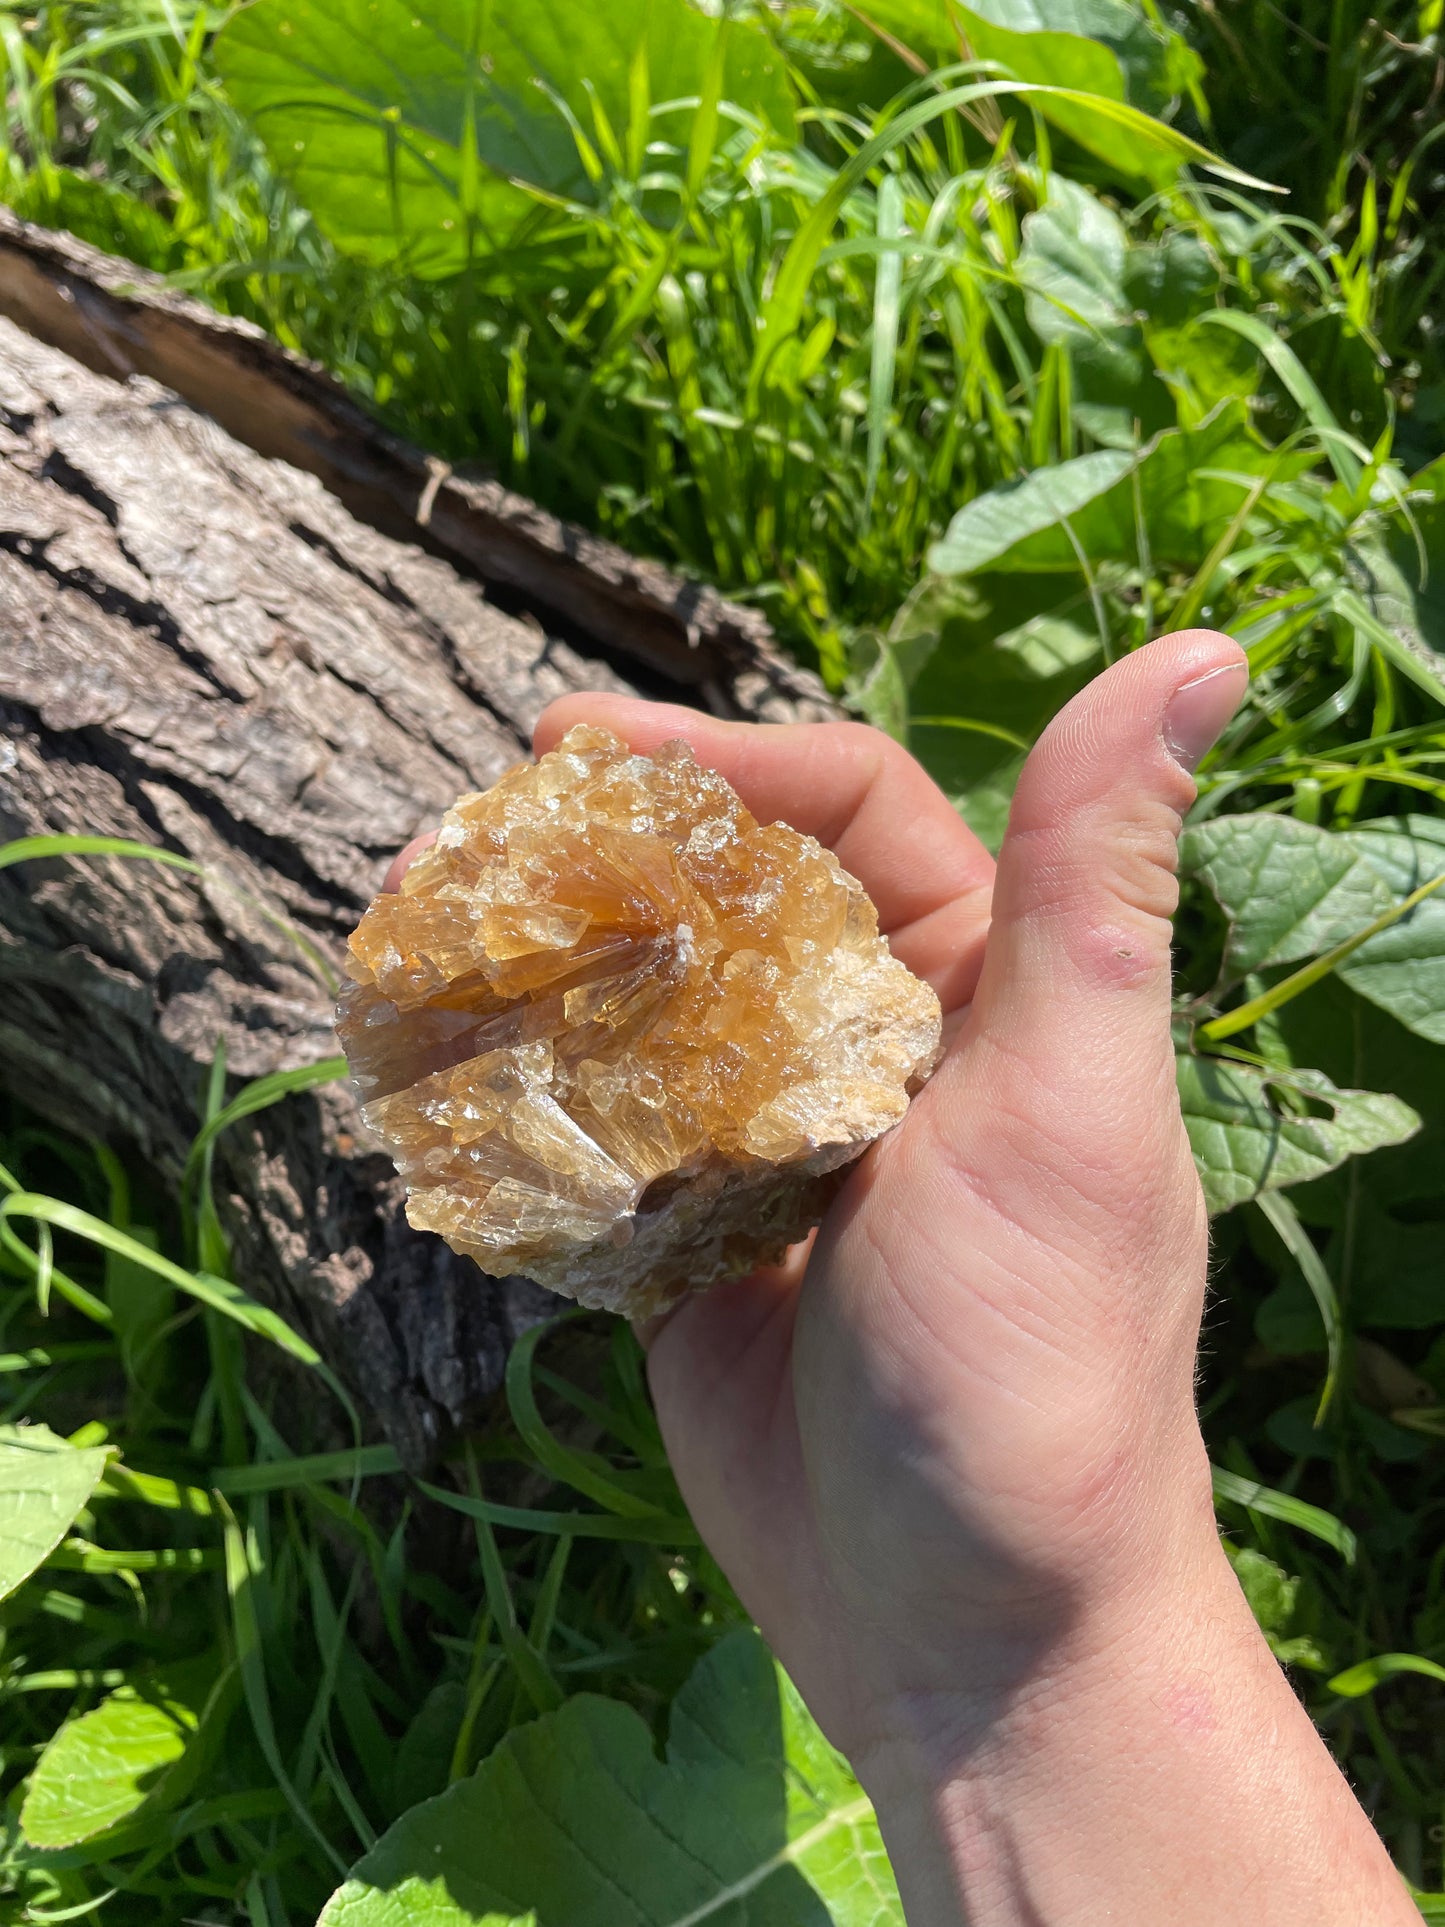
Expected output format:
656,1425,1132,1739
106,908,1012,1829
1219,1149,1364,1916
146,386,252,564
852,1524,1414,1927
853,1475,1235,1798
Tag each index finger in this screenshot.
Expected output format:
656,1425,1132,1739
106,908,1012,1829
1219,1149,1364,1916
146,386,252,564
534,694,995,1013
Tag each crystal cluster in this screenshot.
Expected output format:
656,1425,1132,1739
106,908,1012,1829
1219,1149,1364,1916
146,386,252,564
337,726,942,1318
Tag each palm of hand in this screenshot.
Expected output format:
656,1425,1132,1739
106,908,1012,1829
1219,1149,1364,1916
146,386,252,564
534,632,1243,1765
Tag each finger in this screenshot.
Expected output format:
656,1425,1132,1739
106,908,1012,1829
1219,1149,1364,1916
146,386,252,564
957,630,1246,1173
382,831,437,893
535,694,995,1012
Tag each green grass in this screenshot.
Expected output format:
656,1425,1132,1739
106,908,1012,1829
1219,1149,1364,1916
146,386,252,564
2,0,1445,1918
0,1081,742,1922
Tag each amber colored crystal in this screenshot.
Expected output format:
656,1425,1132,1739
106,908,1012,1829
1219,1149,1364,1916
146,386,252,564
337,726,942,1318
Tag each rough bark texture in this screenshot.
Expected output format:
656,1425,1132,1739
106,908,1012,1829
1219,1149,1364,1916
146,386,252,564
0,208,827,712
0,253,832,1470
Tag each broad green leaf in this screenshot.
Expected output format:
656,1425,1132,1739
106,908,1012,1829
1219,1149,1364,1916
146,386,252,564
0,1424,109,1603
1352,1209,1445,1328
929,406,1295,578
860,0,1197,111
1265,979,1445,1330
1336,817,1445,1044
1177,1054,1420,1215
953,5,1199,185
20,1663,219,1849
1255,1273,1330,1355
928,449,1133,576
1344,454,1445,704
1021,179,1131,347
1124,232,1219,328
1183,812,1445,1042
1180,813,1394,976
1018,181,1178,444
320,1628,901,1926
216,0,795,278
1132,241,1253,420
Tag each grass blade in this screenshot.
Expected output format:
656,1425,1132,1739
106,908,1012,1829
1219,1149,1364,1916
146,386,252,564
863,172,905,524
0,1195,319,1366
1211,1464,1357,1564
1255,1190,1342,1424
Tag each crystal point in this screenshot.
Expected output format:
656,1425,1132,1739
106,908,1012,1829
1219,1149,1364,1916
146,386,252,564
337,726,942,1318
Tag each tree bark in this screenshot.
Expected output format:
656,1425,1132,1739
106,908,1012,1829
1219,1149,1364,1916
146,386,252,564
0,240,832,1469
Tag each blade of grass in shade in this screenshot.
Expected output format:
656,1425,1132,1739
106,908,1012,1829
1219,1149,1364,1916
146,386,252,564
1390,1405,1445,1437
302,1552,385,1838
294,1546,360,1802
221,1497,350,1877
416,1477,700,1544
1210,1465,1357,1564
450,1607,503,1784
0,1164,113,1327
533,1364,662,1462
0,1344,113,1371
505,1314,690,1520
182,1058,349,1192
193,1042,232,1281
0,1196,320,1365
1255,1190,1343,1425
211,1444,402,1494
95,1465,214,1514
463,1446,563,1715
46,1544,223,1574
1195,310,1363,492
527,1533,572,1660
33,1219,53,1317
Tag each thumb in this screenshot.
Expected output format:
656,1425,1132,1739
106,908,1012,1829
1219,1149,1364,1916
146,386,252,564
954,631,1246,1194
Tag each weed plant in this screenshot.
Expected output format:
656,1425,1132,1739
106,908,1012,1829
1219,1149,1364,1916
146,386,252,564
1,1,1445,1919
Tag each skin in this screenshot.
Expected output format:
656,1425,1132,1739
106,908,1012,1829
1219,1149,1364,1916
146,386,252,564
389,630,1419,1925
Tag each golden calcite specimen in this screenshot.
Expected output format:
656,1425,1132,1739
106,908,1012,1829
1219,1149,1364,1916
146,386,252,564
337,726,942,1318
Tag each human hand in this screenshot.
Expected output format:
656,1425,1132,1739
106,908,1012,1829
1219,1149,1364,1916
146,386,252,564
532,631,1235,1737
528,631,1417,1926
390,629,1414,1923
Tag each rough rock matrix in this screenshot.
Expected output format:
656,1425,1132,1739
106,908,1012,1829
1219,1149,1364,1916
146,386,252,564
337,727,942,1318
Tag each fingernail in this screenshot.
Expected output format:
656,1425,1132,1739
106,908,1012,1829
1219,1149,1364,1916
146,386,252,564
1163,662,1248,771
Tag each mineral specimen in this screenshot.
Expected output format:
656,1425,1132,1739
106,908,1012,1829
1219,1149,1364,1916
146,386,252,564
337,725,942,1318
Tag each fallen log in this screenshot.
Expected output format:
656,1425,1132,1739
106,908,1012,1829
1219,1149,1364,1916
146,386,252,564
0,235,832,1468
